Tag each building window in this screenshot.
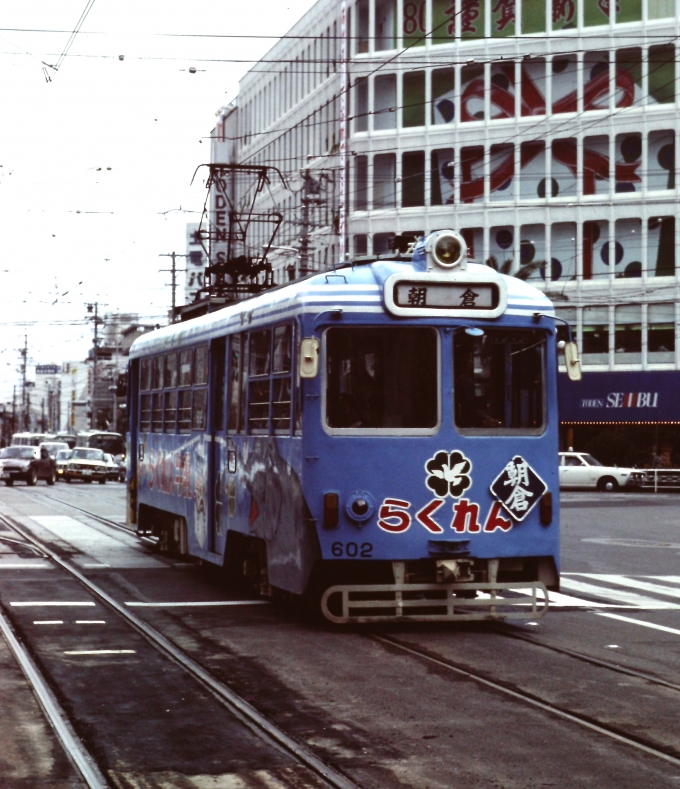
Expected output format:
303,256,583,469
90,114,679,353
374,74,397,130
582,307,610,365
354,155,368,211
519,224,545,281
614,218,642,278
555,307,577,346
489,226,514,273
461,64,484,122
460,145,484,203
648,216,675,277
649,44,675,105
551,55,578,114
431,68,454,125
551,223,576,282
355,78,368,133
583,135,609,196
523,0,546,33
376,0,397,50
648,130,675,192
520,140,545,199
401,0,425,47
373,233,394,255
356,0,369,54
552,138,577,198
614,305,642,364
648,304,675,363
430,148,454,205
402,71,425,127
489,144,514,202
521,57,546,116
432,0,456,45
373,153,396,208
354,234,368,255
401,151,425,207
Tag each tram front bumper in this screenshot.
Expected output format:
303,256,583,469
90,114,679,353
320,581,549,624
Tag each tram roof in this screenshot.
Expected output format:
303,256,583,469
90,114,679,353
129,259,554,359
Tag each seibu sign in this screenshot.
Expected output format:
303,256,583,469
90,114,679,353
559,371,678,422
582,392,659,409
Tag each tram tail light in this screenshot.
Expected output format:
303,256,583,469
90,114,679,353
540,492,553,526
324,492,339,529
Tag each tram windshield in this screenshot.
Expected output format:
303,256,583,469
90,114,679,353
326,327,438,431
454,328,545,434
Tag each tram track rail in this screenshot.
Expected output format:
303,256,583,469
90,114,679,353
9,489,680,779
0,513,360,789
370,632,680,769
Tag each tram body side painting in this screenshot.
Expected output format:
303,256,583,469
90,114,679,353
127,231,561,622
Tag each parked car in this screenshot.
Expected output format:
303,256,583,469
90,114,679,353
64,447,108,484
55,449,72,480
39,441,70,459
559,451,646,491
103,453,120,482
0,446,57,486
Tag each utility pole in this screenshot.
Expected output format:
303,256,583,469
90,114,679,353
159,253,186,324
87,303,100,429
299,171,311,276
19,336,27,430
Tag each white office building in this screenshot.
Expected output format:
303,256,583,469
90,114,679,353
210,0,680,465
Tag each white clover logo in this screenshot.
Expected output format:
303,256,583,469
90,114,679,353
425,450,472,499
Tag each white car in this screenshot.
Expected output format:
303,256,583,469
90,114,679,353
559,451,646,492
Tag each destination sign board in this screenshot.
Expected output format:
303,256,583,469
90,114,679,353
393,281,500,311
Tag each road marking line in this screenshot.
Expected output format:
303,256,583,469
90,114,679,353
33,620,63,625
63,649,136,655
75,620,106,624
124,600,270,607
0,563,51,569
559,578,677,609
584,575,680,601
596,613,680,636
10,601,95,607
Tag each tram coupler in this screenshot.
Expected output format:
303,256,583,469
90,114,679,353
436,559,474,583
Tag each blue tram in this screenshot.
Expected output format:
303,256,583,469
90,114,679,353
127,230,563,622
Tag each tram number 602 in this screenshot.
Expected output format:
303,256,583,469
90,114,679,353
331,542,373,558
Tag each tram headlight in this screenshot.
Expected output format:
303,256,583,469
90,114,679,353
346,491,375,524
429,230,466,270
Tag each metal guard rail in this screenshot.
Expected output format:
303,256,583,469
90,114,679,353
640,469,680,491
320,581,549,624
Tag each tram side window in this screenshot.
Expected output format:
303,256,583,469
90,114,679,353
152,356,164,390
325,327,438,430
178,390,192,433
192,345,209,430
152,392,163,432
248,330,272,434
164,390,177,432
453,329,545,433
228,334,244,433
272,325,292,434
178,349,193,433
194,345,208,385
192,388,207,430
140,359,151,391
179,350,192,386
165,353,178,388
140,393,152,432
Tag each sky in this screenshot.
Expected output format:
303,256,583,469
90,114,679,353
0,0,317,399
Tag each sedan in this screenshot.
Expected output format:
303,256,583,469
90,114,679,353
64,447,108,484
0,446,57,486
559,451,646,492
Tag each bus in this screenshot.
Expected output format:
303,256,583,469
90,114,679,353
76,430,125,460
127,230,579,623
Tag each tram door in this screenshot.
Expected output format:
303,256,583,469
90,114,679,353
208,337,227,556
